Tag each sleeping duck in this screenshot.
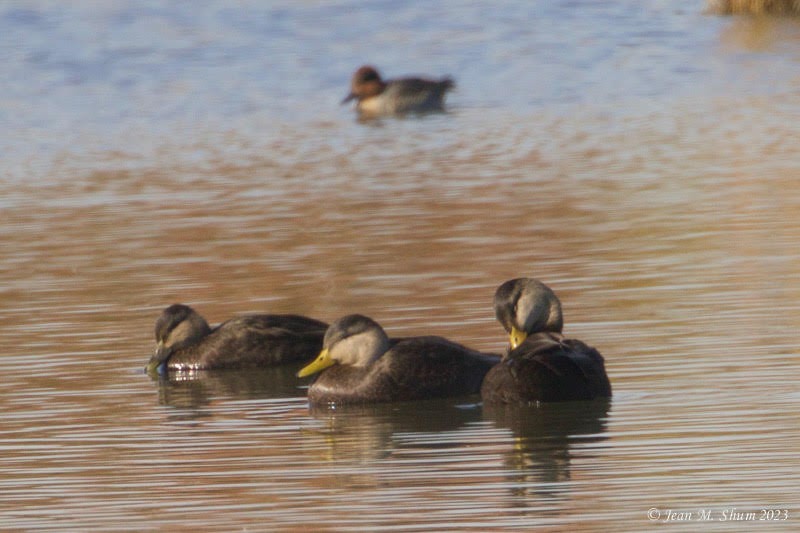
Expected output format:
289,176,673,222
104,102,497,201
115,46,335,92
146,303,328,373
298,314,499,405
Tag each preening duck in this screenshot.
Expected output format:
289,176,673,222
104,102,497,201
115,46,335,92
481,278,612,403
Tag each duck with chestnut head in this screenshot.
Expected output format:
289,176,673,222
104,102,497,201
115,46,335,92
342,65,454,117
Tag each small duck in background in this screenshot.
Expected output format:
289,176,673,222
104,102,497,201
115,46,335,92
481,278,612,404
146,304,328,374
342,65,454,117
298,314,499,405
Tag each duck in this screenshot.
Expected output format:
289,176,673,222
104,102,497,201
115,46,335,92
297,314,500,405
342,65,454,116
146,304,328,374
481,278,612,403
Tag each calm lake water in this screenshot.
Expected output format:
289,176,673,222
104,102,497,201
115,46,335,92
2,1,800,531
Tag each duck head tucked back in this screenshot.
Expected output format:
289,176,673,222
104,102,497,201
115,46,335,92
298,314,388,377
494,278,564,350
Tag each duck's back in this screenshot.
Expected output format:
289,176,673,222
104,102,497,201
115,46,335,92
372,77,453,114
308,336,499,405
168,314,328,370
481,332,611,403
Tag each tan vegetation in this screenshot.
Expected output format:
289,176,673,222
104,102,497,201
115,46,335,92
707,0,800,14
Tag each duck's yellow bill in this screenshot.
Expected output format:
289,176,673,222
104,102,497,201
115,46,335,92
509,326,528,350
297,349,335,378
145,340,168,374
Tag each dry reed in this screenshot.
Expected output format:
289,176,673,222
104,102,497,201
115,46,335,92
707,0,800,14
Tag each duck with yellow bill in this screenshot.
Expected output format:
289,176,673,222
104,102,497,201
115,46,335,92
298,314,499,405
481,278,612,404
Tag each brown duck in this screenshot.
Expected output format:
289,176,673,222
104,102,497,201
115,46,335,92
481,278,612,403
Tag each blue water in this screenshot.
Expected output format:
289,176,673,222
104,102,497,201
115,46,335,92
4,0,797,181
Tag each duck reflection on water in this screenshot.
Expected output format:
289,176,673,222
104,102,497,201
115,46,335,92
302,395,609,508
151,364,308,420
305,397,485,463
483,398,611,502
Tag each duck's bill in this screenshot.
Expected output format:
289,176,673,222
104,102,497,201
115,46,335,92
341,92,356,104
297,348,335,377
145,357,167,375
145,341,169,374
509,326,528,350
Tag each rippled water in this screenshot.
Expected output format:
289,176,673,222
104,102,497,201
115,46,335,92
2,1,800,531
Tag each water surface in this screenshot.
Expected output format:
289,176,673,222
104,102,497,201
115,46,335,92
2,1,800,531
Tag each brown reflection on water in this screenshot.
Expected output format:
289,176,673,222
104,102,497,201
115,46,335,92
4,103,800,374
484,400,611,501
2,96,800,530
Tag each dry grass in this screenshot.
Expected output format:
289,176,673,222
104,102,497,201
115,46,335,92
707,0,800,14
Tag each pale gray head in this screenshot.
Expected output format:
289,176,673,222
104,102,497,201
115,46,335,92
297,314,390,377
494,278,563,349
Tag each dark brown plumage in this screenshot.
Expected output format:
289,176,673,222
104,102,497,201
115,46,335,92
146,304,328,373
481,278,612,404
298,314,499,405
